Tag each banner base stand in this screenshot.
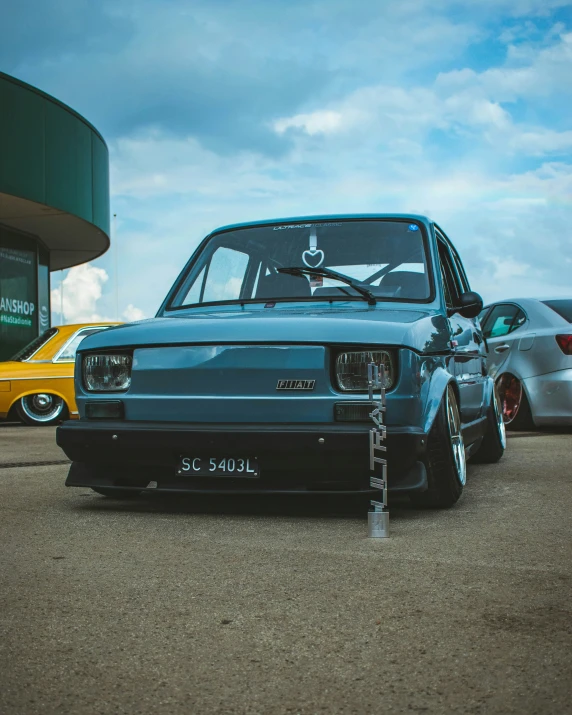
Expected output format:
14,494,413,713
368,510,389,538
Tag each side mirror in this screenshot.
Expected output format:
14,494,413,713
451,291,483,319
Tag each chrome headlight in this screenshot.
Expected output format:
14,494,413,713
83,354,132,392
335,350,395,391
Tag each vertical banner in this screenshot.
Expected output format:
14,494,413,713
368,361,389,538
37,262,50,333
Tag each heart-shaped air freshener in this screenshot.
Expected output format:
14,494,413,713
302,249,325,268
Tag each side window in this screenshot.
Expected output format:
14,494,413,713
478,307,490,324
55,328,107,362
450,248,470,293
439,262,453,307
182,267,205,305
179,247,250,305
477,307,490,332
481,305,526,339
437,240,463,308
513,309,526,332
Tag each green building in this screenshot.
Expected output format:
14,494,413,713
0,72,110,360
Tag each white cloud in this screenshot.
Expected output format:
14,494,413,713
3,0,569,320
437,31,572,101
51,264,110,325
100,12,572,311
493,258,530,281
109,121,572,306
272,32,572,152
122,304,147,322
509,129,572,155
51,264,147,325
273,110,346,136
270,85,516,155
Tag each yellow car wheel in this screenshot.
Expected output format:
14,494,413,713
15,394,68,426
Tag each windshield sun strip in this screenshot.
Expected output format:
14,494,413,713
164,293,434,313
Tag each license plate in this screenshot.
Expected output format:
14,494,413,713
176,456,260,478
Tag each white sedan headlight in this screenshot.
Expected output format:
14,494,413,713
335,350,395,391
83,354,132,392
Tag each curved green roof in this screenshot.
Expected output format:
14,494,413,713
0,72,110,270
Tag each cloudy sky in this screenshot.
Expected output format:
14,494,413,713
2,0,572,322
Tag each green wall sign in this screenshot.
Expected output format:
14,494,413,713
0,245,37,360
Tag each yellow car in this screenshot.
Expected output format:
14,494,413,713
0,323,120,426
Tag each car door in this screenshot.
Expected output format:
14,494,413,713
435,233,486,422
481,303,527,379
449,243,488,406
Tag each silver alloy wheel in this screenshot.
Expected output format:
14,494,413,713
20,393,65,423
446,385,466,486
492,387,507,449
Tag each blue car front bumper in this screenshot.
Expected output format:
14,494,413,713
57,420,429,495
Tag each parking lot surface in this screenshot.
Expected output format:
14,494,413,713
0,424,571,714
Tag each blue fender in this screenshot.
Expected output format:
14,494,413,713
482,375,495,412
420,365,457,435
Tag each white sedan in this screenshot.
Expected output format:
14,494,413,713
480,298,572,429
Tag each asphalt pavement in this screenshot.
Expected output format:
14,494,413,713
0,422,571,714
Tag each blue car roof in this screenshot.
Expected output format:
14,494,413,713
209,213,434,235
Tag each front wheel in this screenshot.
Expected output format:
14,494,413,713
15,394,67,426
411,384,465,508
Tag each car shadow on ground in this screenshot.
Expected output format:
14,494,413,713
68,427,569,522
506,427,572,438
73,489,437,523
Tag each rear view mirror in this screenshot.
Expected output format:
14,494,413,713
453,291,483,319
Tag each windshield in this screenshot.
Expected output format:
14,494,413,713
54,327,110,362
170,219,431,309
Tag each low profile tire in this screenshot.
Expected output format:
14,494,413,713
15,394,67,426
471,387,506,464
496,374,535,431
411,384,466,508
91,488,142,499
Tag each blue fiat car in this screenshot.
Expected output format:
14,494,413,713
57,215,506,507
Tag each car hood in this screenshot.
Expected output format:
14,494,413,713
80,305,451,354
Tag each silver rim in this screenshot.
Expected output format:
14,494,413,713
492,387,507,449
20,394,65,423
446,385,466,486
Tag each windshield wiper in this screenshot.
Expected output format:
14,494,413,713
277,266,377,305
